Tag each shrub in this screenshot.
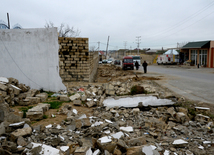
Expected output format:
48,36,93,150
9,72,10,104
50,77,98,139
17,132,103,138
130,85,145,95
43,115,48,119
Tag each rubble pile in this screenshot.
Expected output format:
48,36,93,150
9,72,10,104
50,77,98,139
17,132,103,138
98,64,132,77
66,80,157,108
0,77,48,106
1,102,214,154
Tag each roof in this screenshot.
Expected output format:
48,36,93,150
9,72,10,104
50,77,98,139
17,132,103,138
146,49,159,53
99,51,105,55
182,41,210,49
164,49,179,55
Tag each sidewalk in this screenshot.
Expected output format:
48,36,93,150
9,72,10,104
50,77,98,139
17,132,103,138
153,64,214,74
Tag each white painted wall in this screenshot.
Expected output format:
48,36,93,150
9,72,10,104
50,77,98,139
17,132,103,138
0,28,66,92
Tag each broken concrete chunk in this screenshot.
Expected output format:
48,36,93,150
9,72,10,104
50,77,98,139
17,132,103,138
11,127,32,141
175,112,188,123
0,77,9,84
58,95,70,101
126,145,144,155
26,103,50,121
25,97,40,105
86,100,96,108
126,137,146,147
36,93,48,102
120,126,133,132
9,121,25,128
0,83,7,91
70,93,81,101
10,84,21,95
17,136,28,146
172,139,188,148
195,114,210,122
26,89,40,97
60,146,70,155
74,146,91,155
73,100,82,106
167,107,176,117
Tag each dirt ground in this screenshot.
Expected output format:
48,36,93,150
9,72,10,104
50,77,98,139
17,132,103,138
11,64,214,127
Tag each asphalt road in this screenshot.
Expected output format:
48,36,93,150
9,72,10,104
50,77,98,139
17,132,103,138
139,65,214,103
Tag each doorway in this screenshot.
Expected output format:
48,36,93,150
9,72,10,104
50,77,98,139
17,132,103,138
199,50,207,67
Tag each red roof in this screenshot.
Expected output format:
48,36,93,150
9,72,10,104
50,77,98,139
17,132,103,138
99,51,105,55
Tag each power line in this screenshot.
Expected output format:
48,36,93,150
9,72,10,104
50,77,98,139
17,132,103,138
143,1,214,40
150,9,214,42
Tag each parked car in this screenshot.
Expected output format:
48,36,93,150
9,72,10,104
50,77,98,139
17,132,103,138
102,59,108,64
99,61,102,64
114,60,121,65
107,58,113,64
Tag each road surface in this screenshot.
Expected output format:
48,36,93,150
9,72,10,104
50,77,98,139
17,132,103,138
139,65,214,103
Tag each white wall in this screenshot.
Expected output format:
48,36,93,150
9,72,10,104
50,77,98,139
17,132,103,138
0,28,66,92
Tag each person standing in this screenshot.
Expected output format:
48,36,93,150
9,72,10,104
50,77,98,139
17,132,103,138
142,61,148,73
135,61,139,70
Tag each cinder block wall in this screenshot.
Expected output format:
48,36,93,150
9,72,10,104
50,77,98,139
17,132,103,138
58,37,98,82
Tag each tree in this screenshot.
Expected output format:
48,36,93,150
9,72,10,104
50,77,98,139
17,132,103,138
44,21,80,37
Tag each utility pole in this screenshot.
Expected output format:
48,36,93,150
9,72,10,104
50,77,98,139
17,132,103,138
106,36,110,59
124,41,127,49
136,36,141,55
7,13,10,29
97,41,100,51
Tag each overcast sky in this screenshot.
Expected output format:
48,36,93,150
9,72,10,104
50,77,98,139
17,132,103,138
1,0,214,50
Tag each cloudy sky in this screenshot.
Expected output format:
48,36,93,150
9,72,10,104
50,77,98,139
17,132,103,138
1,0,214,50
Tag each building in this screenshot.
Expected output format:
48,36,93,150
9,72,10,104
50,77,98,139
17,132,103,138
180,41,214,68
0,20,22,29
99,51,106,61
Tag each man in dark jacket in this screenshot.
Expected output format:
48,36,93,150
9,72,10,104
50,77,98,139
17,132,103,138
142,61,148,73
135,61,139,70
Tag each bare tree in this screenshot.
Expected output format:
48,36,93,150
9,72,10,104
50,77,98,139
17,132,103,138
90,46,97,52
44,21,80,37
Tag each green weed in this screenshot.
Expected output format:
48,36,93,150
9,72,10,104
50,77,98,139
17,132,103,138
46,101,64,109
43,115,48,119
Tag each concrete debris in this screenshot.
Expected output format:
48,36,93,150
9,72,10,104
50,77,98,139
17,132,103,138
0,77,47,106
26,103,50,120
2,99,213,154
0,77,214,154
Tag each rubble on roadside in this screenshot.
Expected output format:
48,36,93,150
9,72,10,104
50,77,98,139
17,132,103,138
1,76,214,154
1,99,214,154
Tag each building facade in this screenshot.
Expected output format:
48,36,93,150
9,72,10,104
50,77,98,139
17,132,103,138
181,41,214,68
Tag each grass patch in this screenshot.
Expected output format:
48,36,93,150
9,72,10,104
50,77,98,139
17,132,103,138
46,101,64,109
46,91,55,98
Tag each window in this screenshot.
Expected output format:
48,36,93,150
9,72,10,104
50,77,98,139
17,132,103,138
191,50,197,65
124,59,133,63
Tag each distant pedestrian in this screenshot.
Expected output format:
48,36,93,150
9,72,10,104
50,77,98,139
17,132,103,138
142,61,148,73
135,61,139,70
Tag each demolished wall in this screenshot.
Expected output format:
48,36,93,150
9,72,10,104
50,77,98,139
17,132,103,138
58,37,98,82
0,28,66,92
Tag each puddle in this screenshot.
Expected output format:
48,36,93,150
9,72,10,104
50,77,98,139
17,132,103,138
103,96,174,108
